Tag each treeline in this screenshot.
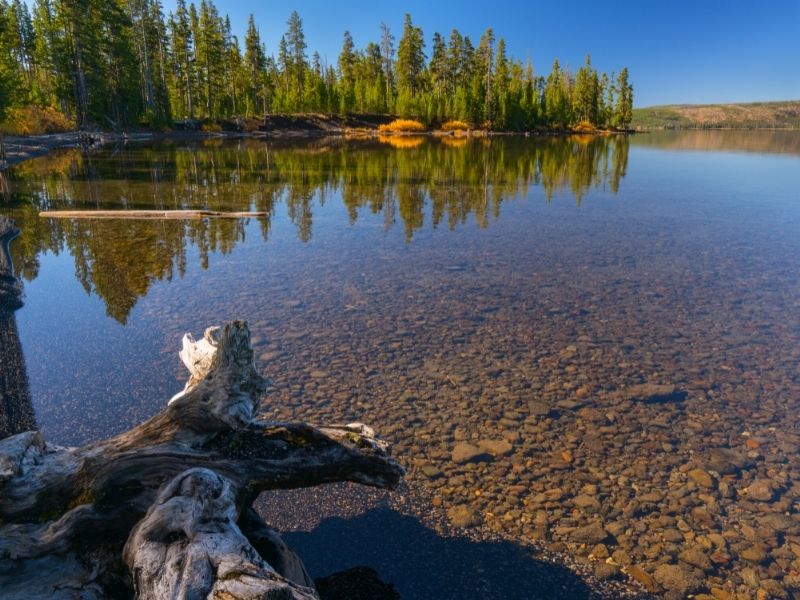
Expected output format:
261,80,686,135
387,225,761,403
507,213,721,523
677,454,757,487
0,0,633,131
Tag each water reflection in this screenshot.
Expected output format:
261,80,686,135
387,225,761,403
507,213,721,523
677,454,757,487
631,129,800,156
3,136,629,323
0,215,35,439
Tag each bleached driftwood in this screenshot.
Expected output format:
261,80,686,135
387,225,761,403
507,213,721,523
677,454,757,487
39,209,270,219
0,320,404,599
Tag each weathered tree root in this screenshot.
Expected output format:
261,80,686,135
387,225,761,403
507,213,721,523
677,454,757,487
0,320,404,599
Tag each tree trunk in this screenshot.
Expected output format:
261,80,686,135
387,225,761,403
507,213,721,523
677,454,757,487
0,215,33,439
0,319,404,599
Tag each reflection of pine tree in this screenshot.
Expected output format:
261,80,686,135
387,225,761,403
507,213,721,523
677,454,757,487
7,136,629,321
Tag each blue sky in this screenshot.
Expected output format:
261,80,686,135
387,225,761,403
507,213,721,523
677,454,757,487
160,0,800,107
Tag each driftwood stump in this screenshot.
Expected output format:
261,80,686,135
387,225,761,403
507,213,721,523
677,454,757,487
0,318,404,599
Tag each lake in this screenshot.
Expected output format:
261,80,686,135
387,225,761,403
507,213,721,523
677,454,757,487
2,130,799,599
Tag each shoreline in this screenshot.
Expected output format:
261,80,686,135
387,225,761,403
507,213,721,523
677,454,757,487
0,126,630,171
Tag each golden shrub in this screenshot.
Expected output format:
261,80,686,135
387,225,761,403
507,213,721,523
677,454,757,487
0,106,76,136
377,119,427,133
441,120,470,131
571,120,597,133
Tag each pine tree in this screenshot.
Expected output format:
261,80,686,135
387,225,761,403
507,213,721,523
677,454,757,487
429,32,447,102
544,59,570,128
243,14,266,116
168,0,195,119
395,13,425,115
446,29,463,95
0,1,20,125
127,0,171,125
475,28,495,125
614,67,633,129
196,0,226,118
7,0,36,98
284,11,307,109
379,22,394,109
572,54,597,125
337,30,356,113
493,38,509,128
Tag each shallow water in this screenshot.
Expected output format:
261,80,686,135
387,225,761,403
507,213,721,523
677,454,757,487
3,131,800,597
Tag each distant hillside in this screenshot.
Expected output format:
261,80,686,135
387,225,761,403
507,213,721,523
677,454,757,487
632,100,800,130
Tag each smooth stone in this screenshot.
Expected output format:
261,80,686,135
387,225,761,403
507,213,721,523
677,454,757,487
568,522,608,545
447,504,482,528
594,562,621,581
739,543,769,564
451,443,492,464
704,447,754,474
652,563,704,596
528,401,551,416
661,529,685,543
625,383,683,403
679,545,712,571
477,439,514,457
420,464,443,479
688,468,715,489
574,494,602,510
626,565,655,592
746,479,776,502
757,513,796,532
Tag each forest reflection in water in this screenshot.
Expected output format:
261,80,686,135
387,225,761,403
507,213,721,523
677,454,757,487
4,135,629,323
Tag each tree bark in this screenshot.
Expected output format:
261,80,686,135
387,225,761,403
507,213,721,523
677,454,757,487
0,319,404,599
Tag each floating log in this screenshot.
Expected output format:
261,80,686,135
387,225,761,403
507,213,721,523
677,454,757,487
39,209,270,219
0,320,404,599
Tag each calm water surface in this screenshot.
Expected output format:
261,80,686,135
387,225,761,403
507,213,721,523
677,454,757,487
3,131,800,597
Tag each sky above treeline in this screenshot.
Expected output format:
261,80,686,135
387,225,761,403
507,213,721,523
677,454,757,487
157,0,800,107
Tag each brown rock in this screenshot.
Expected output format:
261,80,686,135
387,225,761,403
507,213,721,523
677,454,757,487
568,522,608,545
688,468,715,488
653,563,704,596
739,543,769,564
451,443,491,464
594,562,621,581
679,545,712,571
477,439,513,457
447,504,482,528
626,565,656,592
746,479,776,502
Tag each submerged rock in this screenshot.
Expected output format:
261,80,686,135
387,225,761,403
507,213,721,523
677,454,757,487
652,563,704,597
451,443,492,464
447,504,482,528
746,479,776,502
624,383,686,403
568,522,608,545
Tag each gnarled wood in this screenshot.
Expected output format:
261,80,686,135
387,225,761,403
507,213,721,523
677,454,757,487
0,320,404,599
123,468,317,600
